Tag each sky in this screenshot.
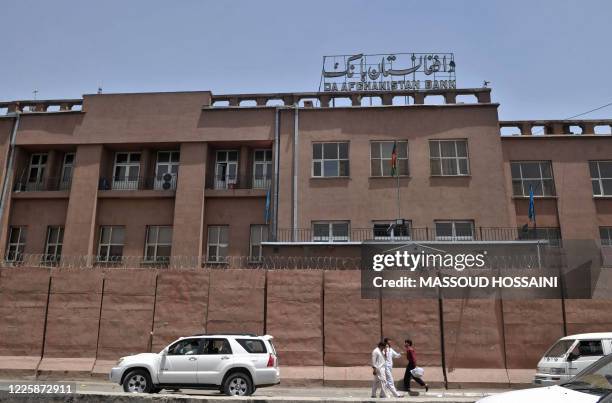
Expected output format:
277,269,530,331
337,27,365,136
1,0,611,120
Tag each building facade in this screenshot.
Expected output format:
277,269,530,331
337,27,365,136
0,88,612,266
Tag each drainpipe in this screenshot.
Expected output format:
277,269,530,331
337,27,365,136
292,104,299,242
0,111,20,233
272,108,280,241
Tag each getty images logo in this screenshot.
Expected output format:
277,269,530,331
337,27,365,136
372,250,487,272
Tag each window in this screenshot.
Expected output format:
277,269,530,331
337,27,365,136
435,221,474,241
207,225,228,262
250,225,268,262
312,142,349,177
312,221,349,242
97,226,125,262
576,340,604,357
60,153,75,190
26,153,48,190
215,150,239,189
203,339,232,355
236,339,267,354
112,152,141,190
144,225,172,263
590,161,612,196
155,151,179,190
600,227,612,246
511,161,556,196
43,226,63,263
429,140,469,176
168,338,203,356
372,220,411,240
5,226,26,262
518,227,562,247
253,149,272,189
370,141,409,176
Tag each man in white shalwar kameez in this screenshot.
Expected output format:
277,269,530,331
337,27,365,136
383,337,404,397
371,341,392,398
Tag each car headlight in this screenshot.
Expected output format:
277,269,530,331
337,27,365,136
550,367,566,375
116,357,125,366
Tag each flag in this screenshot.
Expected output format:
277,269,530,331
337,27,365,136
528,185,536,223
390,141,398,176
264,187,271,224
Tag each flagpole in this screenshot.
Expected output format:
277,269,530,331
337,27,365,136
396,167,401,221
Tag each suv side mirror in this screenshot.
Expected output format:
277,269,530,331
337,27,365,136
568,352,579,362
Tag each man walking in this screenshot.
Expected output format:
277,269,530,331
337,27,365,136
403,339,429,393
383,337,404,397
371,341,392,398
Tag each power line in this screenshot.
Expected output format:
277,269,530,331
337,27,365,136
532,100,612,135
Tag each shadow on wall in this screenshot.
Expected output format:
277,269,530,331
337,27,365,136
0,267,611,376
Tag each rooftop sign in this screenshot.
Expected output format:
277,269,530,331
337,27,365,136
321,53,456,92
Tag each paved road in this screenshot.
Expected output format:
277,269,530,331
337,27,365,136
0,379,509,401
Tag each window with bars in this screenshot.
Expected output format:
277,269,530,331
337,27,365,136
155,151,180,190
249,225,268,262
435,220,474,241
113,152,141,190
26,153,48,190
372,220,411,240
43,226,63,263
511,161,556,196
144,225,172,263
312,221,350,242
5,226,26,262
312,142,349,177
97,226,125,262
370,141,409,176
207,226,229,262
600,227,612,246
60,153,75,190
590,161,612,196
253,150,273,189
429,140,469,176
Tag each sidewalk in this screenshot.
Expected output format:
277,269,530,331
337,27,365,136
0,380,509,402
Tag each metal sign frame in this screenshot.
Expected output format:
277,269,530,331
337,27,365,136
320,52,456,92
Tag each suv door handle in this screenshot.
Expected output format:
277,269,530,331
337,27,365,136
221,356,230,360
189,357,197,361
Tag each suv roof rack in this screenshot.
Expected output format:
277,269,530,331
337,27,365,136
191,333,258,337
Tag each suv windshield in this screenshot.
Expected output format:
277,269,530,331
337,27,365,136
545,339,575,358
561,355,612,397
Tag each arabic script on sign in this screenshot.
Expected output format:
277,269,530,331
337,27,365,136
321,53,456,92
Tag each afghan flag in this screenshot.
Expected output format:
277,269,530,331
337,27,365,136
390,141,398,176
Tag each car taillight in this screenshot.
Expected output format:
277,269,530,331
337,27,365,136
267,353,275,367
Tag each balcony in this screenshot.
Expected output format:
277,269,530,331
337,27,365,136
13,177,71,192
98,175,178,191
273,227,561,244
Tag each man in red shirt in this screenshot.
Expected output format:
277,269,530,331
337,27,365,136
403,339,429,393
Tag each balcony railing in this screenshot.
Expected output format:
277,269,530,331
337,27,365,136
98,175,178,191
273,227,562,243
206,175,271,190
13,177,72,192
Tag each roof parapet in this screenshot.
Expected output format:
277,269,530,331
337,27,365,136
500,120,612,136
0,99,82,114
208,88,492,108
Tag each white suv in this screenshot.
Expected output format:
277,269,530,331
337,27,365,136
109,334,280,396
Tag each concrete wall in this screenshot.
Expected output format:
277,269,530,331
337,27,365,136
0,267,611,376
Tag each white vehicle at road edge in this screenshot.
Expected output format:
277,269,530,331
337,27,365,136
535,332,612,386
477,353,612,403
109,333,280,396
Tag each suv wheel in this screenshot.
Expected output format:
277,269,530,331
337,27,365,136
122,369,152,393
223,372,253,396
